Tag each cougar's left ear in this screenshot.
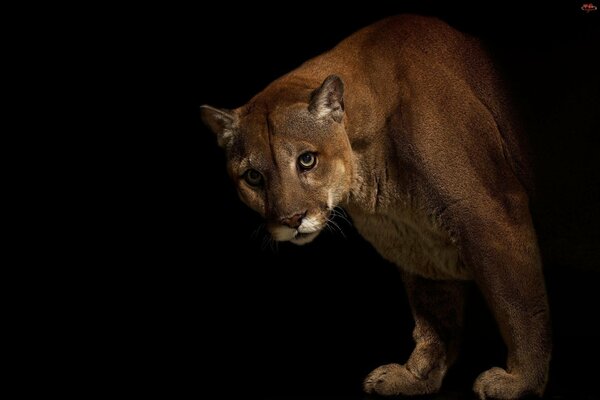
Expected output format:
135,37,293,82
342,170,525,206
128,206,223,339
309,75,345,123
200,105,238,148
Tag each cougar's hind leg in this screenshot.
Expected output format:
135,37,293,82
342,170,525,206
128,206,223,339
456,200,551,400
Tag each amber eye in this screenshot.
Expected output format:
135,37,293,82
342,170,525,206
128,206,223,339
244,169,263,186
298,152,317,170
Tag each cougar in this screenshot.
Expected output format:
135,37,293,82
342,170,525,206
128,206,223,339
200,15,551,400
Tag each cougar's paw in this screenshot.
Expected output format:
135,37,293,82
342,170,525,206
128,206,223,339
363,363,442,396
473,367,541,400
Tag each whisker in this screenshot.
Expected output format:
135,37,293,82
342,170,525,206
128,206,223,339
328,218,344,233
331,208,352,227
251,223,266,239
252,224,279,254
327,217,347,239
269,236,279,254
334,206,349,219
261,235,271,251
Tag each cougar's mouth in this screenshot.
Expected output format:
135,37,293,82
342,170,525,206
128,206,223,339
269,212,327,245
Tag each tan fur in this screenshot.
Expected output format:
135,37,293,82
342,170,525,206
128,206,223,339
201,15,551,399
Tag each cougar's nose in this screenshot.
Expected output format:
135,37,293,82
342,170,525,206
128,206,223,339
280,211,306,229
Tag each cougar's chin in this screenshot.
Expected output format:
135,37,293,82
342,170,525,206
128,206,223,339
290,231,320,245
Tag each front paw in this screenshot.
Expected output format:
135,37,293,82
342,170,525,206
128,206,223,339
473,367,542,399
363,363,442,396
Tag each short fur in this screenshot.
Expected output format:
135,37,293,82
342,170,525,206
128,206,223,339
201,15,551,399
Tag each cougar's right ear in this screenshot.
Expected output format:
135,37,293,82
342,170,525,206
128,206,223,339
309,75,345,123
200,105,238,148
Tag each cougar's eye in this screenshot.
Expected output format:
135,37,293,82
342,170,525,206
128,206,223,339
298,152,317,170
244,169,263,186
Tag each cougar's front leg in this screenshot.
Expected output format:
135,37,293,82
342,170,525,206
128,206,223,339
364,272,466,396
461,204,552,400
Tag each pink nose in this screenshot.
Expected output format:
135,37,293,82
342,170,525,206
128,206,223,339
280,212,306,229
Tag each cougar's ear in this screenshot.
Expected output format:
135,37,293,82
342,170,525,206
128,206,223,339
309,75,345,123
200,105,238,148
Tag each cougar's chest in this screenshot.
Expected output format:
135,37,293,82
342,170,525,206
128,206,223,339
349,208,471,280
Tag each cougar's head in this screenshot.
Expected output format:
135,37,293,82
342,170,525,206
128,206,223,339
201,75,353,245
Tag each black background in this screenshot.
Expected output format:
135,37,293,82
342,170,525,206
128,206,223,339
123,1,599,399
